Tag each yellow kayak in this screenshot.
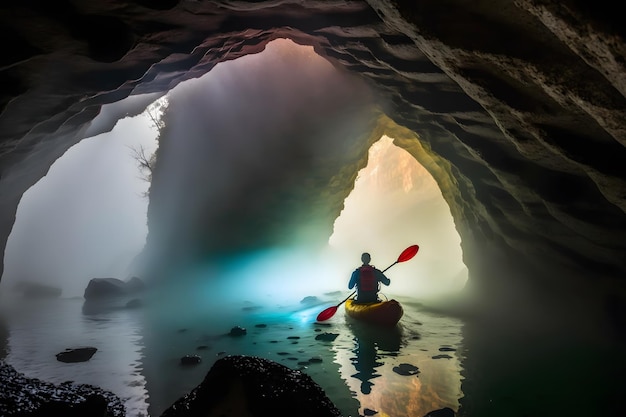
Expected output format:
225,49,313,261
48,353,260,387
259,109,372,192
345,299,403,327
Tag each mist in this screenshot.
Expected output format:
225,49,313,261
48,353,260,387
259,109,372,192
327,136,467,299
1,38,466,308
1,101,160,298
143,38,377,266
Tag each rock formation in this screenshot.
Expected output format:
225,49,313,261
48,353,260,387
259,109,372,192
160,355,342,417
0,361,125,417
83,277,144,300
1,1,625,416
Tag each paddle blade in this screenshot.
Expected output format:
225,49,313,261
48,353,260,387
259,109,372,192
397,244,419,263
316,306,338,322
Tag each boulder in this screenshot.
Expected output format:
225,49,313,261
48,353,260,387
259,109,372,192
228,326,247,336
160,355,341,417
180,355,202,366
0,361,125,417
55,347,98,363
83,277,145,300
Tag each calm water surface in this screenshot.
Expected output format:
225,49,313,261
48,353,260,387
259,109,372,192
0,293,465,417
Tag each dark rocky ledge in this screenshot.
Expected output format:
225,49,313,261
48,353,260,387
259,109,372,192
160,355,342,417
1,355,342,417
0,360,125,417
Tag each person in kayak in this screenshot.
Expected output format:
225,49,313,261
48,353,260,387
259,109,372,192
348,252,390,303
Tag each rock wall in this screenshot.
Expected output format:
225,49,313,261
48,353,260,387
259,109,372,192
1,2,625,414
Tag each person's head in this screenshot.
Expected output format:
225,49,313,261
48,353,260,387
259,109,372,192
361,252,371,264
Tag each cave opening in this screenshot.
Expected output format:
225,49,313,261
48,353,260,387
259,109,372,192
0,37,470,417
0,3,624,415
329,134,468,301
1,96,162,298
1,38,469,305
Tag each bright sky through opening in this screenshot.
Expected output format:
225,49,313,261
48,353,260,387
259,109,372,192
327,135,467,299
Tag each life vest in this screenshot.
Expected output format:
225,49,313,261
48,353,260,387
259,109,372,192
358,265,377,291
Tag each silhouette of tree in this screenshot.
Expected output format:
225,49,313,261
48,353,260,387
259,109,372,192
128,97,168,196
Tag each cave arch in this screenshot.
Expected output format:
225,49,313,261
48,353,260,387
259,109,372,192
0,0,624,330
0,1,624,329
1,2,625,415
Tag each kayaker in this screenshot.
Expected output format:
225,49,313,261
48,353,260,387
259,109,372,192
348,252,390,303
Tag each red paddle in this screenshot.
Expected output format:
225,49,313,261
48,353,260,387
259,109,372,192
316,244,419,322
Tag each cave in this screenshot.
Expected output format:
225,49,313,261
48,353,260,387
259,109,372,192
1,1,625,417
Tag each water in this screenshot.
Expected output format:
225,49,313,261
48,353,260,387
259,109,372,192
0,296,149,417
0,292,465,417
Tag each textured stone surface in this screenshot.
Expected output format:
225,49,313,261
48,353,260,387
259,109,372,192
160,355,342,417
0,360,125,417
1,0,623,300
1,2,625,415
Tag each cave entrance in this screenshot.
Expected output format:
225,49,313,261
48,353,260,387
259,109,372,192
328,134,467,300
1,98,162,298
2,37,466,304
0,36,470,417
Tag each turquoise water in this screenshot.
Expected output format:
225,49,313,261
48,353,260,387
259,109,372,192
0,292,465,417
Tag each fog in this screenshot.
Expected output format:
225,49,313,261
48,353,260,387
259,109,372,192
1,38,466,305
142,37,376,267
1,102,160,298
327,135,467,299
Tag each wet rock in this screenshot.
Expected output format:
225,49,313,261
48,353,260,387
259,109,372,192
392,363,420,376
160,355,341,417
432,354,453,360
56,347,97,363
315,332,339,341
439,346,456,352
0,360,125,416
180,355,202,365
83,277,143,300
229,326,247,336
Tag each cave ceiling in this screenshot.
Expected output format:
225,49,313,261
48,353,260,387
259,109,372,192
1,1,625,312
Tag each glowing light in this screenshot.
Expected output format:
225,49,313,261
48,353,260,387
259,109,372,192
329,136,467,300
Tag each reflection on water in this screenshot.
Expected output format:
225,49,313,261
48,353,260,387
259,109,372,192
0,296,149,417
332,297,464,416
348,321,403,395
0,293,465,417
